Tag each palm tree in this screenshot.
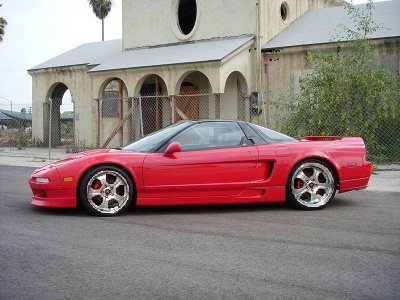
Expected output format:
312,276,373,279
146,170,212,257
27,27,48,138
88,0,112,42
0,4,7,42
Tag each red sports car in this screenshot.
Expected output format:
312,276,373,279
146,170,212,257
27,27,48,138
29,120,372,216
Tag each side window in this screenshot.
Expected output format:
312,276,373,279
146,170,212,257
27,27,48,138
169,122,248,151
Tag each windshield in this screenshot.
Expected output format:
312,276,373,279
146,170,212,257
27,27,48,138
122,121,191,152
249,124,297,144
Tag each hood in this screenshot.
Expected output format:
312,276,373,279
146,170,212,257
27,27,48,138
40,149,112,169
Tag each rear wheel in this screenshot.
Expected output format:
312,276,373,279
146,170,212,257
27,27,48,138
287,160,337,209
79,165,134,216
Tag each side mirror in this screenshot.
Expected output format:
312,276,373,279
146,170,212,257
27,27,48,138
163,142,182,157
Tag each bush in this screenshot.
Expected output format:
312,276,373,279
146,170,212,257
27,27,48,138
274,1,400,163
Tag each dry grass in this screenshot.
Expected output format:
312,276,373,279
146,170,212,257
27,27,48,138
0,129,32,149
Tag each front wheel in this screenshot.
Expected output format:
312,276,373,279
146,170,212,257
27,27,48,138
287,160,337,210
79,165,134,216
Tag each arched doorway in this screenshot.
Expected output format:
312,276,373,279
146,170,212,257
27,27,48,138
137,74,168,135
222,71,248,120
46,83,74,147
98,78,129,147
175,71,211,121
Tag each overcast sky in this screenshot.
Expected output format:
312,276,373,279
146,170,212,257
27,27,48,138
0,0,384,111
0,0,122,111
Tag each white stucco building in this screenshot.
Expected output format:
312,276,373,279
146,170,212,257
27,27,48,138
29,0,398,148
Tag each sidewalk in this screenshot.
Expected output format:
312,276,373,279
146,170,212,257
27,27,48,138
0,147,399,193
0,147,70,168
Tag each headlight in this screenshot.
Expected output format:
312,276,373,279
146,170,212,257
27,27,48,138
35,177,50,183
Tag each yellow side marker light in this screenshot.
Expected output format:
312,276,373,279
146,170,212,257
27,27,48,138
63,177,74,182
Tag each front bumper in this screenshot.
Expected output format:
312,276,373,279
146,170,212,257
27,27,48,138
29,165,77,208
30,187,76,208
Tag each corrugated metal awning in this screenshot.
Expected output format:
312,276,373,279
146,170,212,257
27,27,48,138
89,35,254,72
29,39,122,71
263,1,400,51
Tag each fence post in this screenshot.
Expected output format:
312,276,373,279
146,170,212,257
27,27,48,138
245,95,250,122
215,94,221,119
119,96,124,143
96,98,101,148
138,94,144,137
261,91,267,127
131,97,135,142
171,96,175,123
48,98,52,160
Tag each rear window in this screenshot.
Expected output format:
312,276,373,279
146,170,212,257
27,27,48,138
249,124,297,144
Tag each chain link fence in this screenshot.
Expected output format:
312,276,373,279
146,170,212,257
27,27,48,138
47,99,75,153
1,91,399,165
0,101,75,155
267,97,400,164
0,90,261,156
0,104,32,149
97,89,259,149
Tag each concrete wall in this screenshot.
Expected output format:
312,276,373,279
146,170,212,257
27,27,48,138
30,0,345,148
263,37,400,128
220,74,238,120
88,43,253,145
122,0,343,50
29,66,96,147
89,41,253,98
122,0,257,50
30,41,253,148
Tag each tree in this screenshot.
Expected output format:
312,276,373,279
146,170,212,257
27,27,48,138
0,4,7,42
276,0,400,163
88,0,112,41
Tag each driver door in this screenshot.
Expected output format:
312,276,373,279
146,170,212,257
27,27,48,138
142,121,258,199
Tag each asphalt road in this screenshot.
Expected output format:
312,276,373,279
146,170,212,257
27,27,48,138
0,165,399,299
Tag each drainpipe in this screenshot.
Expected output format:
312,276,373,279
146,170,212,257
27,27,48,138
256,0,267,126
119,79,124,142
256,0,263,93
48,98,52,159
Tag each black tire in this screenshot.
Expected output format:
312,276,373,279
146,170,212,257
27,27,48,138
287,159,337,210
78,165,134,216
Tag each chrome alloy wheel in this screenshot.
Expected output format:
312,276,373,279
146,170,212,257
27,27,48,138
290,162,335,208
86,170,130,215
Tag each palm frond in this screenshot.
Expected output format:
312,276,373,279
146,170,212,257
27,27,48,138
0,15,7,41
88,0,112,20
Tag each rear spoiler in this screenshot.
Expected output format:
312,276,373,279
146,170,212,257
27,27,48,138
300,136,342,141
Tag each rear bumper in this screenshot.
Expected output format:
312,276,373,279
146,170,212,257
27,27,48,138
339,177,370,193
339,161,372,193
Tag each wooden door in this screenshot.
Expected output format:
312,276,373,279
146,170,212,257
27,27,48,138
176,85,199,121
